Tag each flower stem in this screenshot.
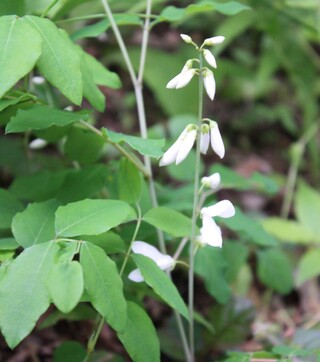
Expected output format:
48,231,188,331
188,52,204,362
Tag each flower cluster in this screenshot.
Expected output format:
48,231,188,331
159,119,224,166
166,34,225,101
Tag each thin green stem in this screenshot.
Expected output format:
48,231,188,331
188,52,204,362
119,205,142,276
281,123,319,218
79,120,149,178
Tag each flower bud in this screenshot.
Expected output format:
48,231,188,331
203,49,217,69
29,138,48,150
210,121,225,158
203,69,216,100
200,123,210,154
201,172,221,190
180,34,193,44
203,36,225,46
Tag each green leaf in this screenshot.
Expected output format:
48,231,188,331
56,165,108,203
118,301,160,362
64,127,105,164
0,92,36,112
0,241,59,348
194,247,231,304
48,261,84,313
71,14,142,41
0,16,42,98
78,48,105,111
81,231,125,254
83,51,121,89
143,207,196,237
118,158,142,204
102,128,165,159
222,208,278,246
0,238,19,250
295,183,320,236
262,217,318,244
12,199,59,248
157,1,250,23
6,105,89,133
132,254,189,319
55,199,133,237
0,1,26,16
53,341,86,362
9,170,67,202
25,16,83,105
257,248,293,294
297,249,320,286
222,242,249,283
80,242,127,331
0,188,24,229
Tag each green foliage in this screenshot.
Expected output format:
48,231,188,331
0,16,42,98
55,199,134,237
257,248,293,294
117,301,160,362
118,158,142,204
0,188,23,229
12,199,59,247
6,105,90,133
132,254,189,319
53,341,86,362
143,207,196,237
80,242,127,332
0,241,59,348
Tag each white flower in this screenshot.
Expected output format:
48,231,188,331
29,138,48,150
128,241,175,282
166,60,196,89
201,200,235,218
203,36,225,46
200,123,210,154
203,49,217,68
159,125,197,166
210,121,225,158
180,34,193,44
201,172,221,190
197,200,235,248
198,214,222,247
203,69,216,100
32,76,45,85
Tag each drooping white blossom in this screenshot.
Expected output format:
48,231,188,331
201,172,221,190
159,125,197,166
200,123,210,154
203,49,217,69
210,121,225,158
197,200,235,247
128,241,175,282
203,69,216,101
166,60,196,89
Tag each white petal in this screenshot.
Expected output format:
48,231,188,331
203,70,216,100
200,132,210,154
180,34,193,44
29,138,47,150
210,122,224,158
201,200,235,218
203,49,217,68
199,215,222,247
132,241,164,263
166,73,183,89
157,255,175,270
204,36,225,46
128,269,144,282
201,172,221,190
176,129,197,165
176,69,196,89
159,129,187,166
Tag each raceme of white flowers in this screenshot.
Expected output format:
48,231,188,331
128,241,175,282
166,34,225,101
197,200,235,248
